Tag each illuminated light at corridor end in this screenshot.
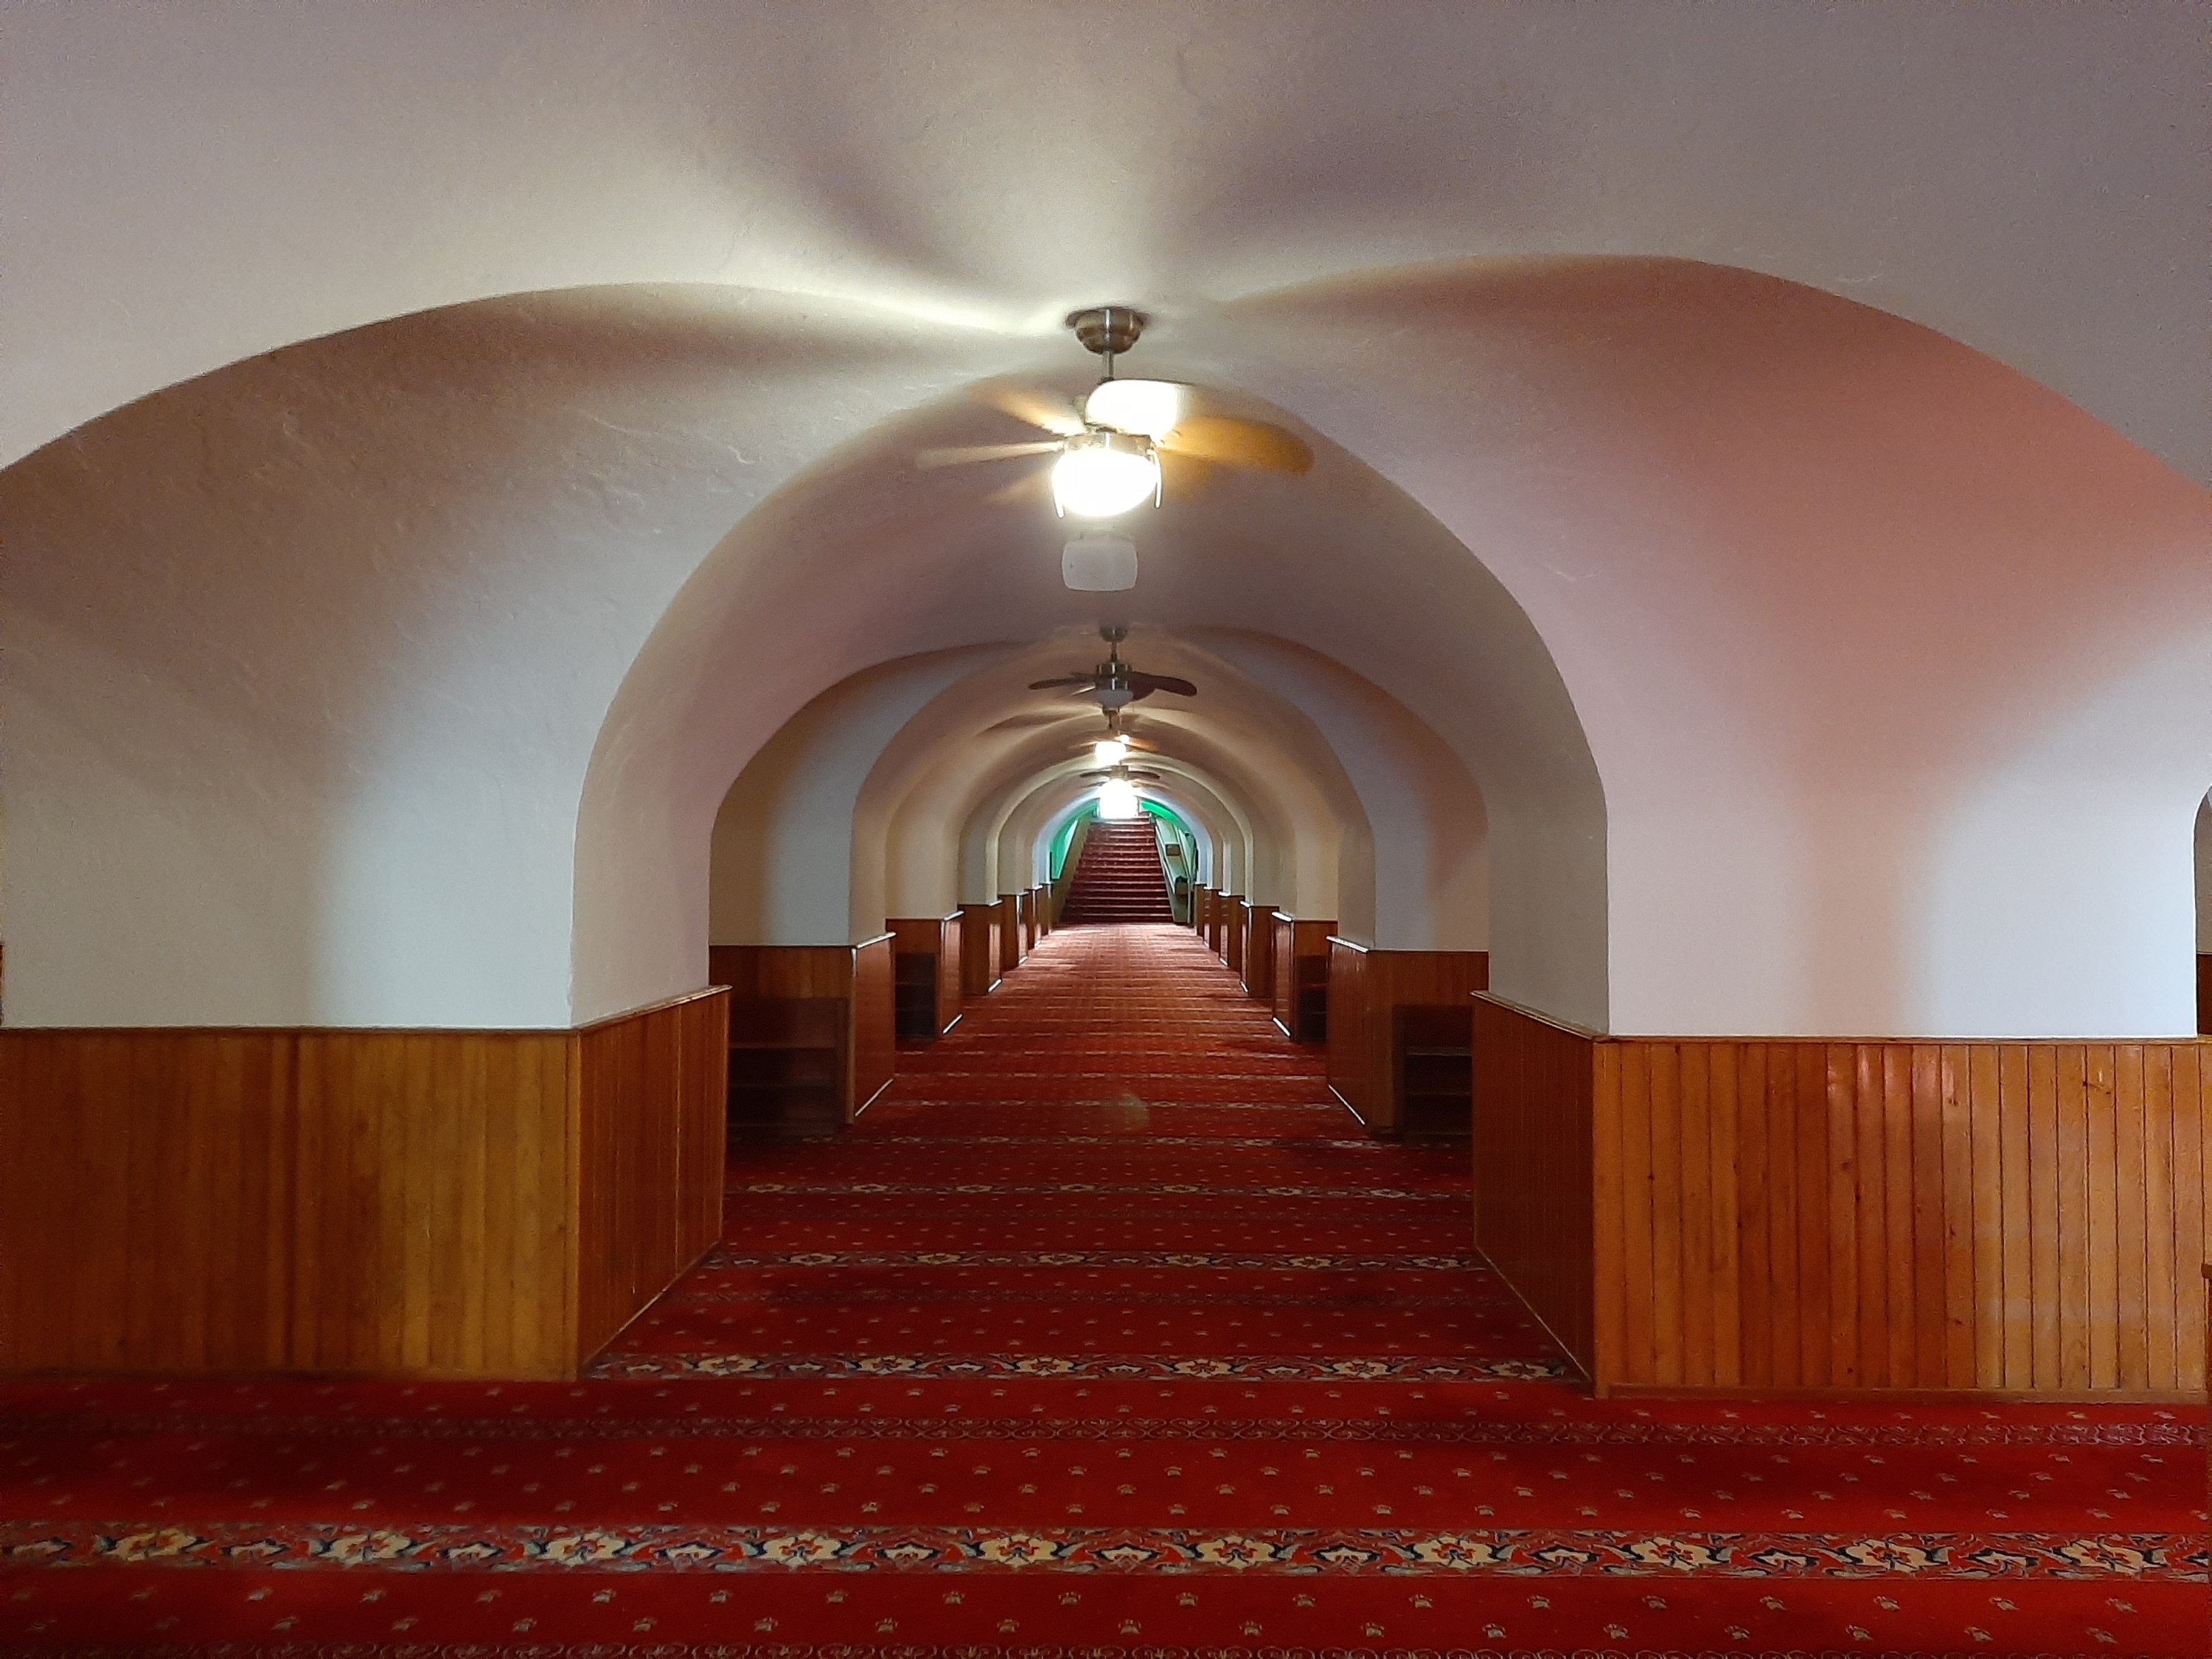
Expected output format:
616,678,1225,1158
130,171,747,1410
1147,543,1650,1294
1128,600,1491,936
1096,777,1140,819
1092,737,1128,766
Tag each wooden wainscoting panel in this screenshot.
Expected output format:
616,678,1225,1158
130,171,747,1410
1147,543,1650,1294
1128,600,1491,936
1593,1036,2212,1397
959,905,1000,999
853,934,896,1114
936,914,964,1032
1470,995,1596,1376
1327,950,1489,1135
998,897,1022,974
1326,939,1373,1121
1224,899,1245,975
1242,904,1275,1003
575,990,729,1363
1270,914,1295,1033
1,1026,582,1379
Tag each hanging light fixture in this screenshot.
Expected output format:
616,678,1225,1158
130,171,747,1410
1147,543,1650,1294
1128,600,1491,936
1097,776,1141,819
1051,430,1160,519
1092,737,1130,766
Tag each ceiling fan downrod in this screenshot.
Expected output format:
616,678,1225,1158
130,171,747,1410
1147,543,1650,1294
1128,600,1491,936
1067,306,1147,380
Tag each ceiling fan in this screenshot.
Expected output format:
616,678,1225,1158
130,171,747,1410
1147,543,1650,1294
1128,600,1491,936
1029,626,1195,710
918,307,1313,518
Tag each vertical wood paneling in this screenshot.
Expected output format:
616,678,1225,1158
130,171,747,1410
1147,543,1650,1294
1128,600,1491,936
1582,1034,2211,1398
576,989,731,1363
1,992,731,1381
958,905,1000,998
1241,903,1275,1004
1470,995,1596,1377
998,897,1022,973
1324,939,1371,1121
935,913,965,1032
1325,949,1491,1135
852,933,896,1113
3,1026,579,1378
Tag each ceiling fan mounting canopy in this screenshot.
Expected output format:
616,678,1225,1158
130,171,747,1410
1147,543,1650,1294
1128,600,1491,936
1067,305,1147,360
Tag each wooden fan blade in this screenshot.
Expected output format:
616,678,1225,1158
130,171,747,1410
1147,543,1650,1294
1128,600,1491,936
1127,672,1197,698
975,380,1085,437
985,712,1080,734
915,439,1060,470
1160,414,1312,475
981,470,1051,510
1027,676,1096,691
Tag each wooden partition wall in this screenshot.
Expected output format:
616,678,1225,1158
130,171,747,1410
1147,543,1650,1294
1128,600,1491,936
1242,902,1276,1004
575,992,731,1357
1222,897,1245,975
709,939,894,1130
1473,994,2212,1399
0,989,730,1380
1470,996,1599,1374
888,914,963,1041
1325,942,1488,1135
959,904,1002,999
1271,916,1334,1043
1033,883,1053,938
998,895,1023,974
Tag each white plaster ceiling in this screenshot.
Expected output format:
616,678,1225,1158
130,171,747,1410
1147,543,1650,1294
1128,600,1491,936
7,2,2205,479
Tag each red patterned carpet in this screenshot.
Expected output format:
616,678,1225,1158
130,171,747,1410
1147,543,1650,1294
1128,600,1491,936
0,924,2202,1656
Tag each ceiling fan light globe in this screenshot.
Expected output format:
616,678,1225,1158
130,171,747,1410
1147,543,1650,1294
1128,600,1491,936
1093,738,1129,766
1096,684,1134,710
1084,378,1181,440
1051,434,1158,519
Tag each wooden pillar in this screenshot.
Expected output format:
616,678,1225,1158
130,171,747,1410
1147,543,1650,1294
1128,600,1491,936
959,904,1001,998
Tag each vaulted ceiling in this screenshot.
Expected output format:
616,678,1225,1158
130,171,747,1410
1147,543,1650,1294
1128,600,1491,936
3,5,2205,1042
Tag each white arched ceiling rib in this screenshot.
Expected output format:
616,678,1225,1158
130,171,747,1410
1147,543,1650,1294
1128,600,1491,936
953,733,1278,909
1003,763,1235,897
1012,774,1231,905
989,763,1249,910
1194,261,2208,1035
0,292,997,1025
13,6,2202,479
709,648,1008,946
942,650,1372,919
10,260,2198,1041
1191,632,1489,952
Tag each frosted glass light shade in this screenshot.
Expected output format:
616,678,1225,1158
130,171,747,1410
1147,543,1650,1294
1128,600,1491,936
1084,378,1182,439
1098,778,1141,819
1051,433,1158,518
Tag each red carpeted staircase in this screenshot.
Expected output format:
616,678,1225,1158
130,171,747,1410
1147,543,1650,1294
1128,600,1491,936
1057,815,1173,922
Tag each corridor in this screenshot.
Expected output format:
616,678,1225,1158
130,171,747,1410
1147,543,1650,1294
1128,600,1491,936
0,924,2199,1654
